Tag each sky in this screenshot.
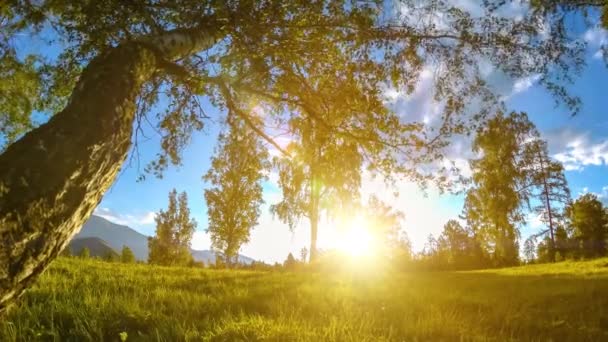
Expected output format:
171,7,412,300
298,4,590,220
11,4,608,264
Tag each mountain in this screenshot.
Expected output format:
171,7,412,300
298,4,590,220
68,237,118,258
74,215,254,264
190,250,255,265
76,215,149,261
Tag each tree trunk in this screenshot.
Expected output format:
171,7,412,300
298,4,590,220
0,27,219,311
309,165,320,263
538,151,556,262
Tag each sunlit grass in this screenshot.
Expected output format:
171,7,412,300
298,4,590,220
2,257,608,341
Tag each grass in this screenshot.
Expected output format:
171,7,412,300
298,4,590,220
2,257,608,341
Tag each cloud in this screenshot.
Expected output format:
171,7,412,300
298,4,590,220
576,185,608,203
93,207,157,228
384,66,443,125
550,132,608,171
191,230,211,250
526,212,544,230
583,27,608,59
512,74,541,95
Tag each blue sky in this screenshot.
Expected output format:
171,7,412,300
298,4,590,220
9,7,608,263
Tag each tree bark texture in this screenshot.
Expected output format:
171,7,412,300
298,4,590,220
0,26,219,310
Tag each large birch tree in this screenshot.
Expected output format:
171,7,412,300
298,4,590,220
0,0,598,309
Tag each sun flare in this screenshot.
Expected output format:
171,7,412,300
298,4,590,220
336,217,376,258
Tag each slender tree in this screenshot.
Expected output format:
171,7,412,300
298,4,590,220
523,236,537,263
148,190,197,266
0,0,596,309
284,253,297,270
526,140,571,262
300,247,308,263
121,246,136,264
204,118,268,267
79,247,90,259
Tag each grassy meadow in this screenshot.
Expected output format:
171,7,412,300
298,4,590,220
2,257,608,341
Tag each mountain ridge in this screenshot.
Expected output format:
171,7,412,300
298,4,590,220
73,215,254,264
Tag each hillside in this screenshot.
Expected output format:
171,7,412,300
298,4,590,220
75,215,149,261
67,237,118,258
76,215,254,264
3,258,608,340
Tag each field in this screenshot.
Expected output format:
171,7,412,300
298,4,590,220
2,258,608,341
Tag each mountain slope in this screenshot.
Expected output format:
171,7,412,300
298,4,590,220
75,215,254,264
68,237,118,258
76,215,149,261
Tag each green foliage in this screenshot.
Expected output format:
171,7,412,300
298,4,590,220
4,257,608,340
148,189,197,266
78,247,90,259
466,112,541,266
204,118,268,267
0,54,42,148
2,0,594,182
417,220,488,270
566,193,608,258
120,246,136,264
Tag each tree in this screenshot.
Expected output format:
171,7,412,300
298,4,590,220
554,225,572,260
437,220,474,269
566,193,608,258
271,114,364,262
364,196,406,258
148,190,197,266
79,247,90,259
467,112,541,266
0,1,594,309
284,253,297,270
525,139,571,262
121,246,136,264
204,118,268,267
300,247,308,263
523,236,537,263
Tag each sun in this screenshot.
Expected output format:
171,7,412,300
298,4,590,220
336,216,376,258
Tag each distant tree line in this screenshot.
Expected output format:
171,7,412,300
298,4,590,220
412,112,608,271
62,245,137,265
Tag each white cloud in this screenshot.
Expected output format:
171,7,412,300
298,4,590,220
526,212,544,230
512,74,541,95
583,27,608,59
93,207,157,228
551,133,608,171
576,185,608,202
191,230,211,250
